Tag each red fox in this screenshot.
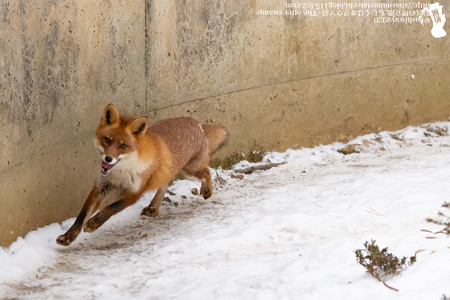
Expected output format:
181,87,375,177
57,104,228,246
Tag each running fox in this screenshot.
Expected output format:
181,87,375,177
57,104,228,246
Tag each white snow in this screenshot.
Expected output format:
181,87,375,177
1,122,450,300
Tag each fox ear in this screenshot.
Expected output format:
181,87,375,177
128,117,148,137
101,104,120,127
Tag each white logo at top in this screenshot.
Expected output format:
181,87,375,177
420,2,447,38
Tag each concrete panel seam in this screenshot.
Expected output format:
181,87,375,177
150,57,441,113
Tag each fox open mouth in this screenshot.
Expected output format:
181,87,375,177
101,161,117,175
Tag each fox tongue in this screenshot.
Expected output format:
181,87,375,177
101,161,114,173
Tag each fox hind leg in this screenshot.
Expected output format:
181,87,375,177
141,186,169,217
184,167,213,199
199,168,213,199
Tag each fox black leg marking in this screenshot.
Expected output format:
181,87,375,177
56,186,101,246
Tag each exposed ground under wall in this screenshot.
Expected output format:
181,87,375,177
0,0,449,246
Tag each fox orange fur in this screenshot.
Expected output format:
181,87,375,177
56,104,228,246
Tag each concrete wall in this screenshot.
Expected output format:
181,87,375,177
0,0,146,246
1,0,449,246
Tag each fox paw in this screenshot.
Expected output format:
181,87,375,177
200,187,212,199
141,206,158,217
56,233,74,246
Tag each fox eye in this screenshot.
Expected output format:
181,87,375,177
104,137,112,144
120,143,127,149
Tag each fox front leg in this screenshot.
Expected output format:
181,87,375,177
84,191,142,232
56,186,101,246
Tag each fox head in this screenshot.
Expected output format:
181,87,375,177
94,104,148,175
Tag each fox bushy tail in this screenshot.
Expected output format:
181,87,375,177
201,124,229,155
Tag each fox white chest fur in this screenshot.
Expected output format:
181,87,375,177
101,152,153,193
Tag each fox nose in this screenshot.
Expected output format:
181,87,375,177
105,156,113,163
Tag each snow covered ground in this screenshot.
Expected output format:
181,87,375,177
1,122,450,300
